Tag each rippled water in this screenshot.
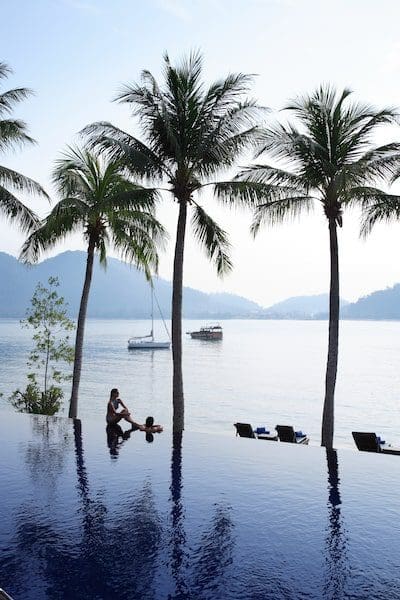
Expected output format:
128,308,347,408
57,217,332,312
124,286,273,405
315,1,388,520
1,318,400,448
1,413,400,599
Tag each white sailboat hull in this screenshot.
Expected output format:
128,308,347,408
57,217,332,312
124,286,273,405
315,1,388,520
127,286,170,350
128,339,170,350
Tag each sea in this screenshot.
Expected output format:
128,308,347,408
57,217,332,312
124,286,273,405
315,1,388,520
1,317,399,449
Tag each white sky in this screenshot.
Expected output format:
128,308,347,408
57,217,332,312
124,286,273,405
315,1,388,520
2,0,400,307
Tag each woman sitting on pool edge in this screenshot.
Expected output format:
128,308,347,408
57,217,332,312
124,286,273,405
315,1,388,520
106,388,163,433
106,388,143,429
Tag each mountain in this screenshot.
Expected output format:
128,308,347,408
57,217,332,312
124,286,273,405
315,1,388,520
0,251,262,318
3,251,400,320
341,284,400,319
262,294,349,319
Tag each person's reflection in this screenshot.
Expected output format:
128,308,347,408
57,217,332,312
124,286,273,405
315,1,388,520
324,449,348,599
106,423,127,457
106,422,162,456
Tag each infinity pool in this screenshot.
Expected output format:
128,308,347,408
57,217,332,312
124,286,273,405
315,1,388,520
1,413,400,599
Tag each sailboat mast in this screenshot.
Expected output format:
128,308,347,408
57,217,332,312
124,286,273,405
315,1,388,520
151,285,154,341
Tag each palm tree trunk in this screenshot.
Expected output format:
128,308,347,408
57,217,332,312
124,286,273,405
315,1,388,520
68,239,95,418
172,199,187,432
321,218,340,448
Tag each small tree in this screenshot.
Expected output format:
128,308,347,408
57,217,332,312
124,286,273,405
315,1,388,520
9,277,75,415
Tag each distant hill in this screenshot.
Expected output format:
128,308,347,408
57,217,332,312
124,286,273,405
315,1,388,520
342,284,400,320
262,293,349,319
3,251,400,320
0,251,262,318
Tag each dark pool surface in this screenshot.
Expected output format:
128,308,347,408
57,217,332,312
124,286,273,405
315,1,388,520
1,413,400,600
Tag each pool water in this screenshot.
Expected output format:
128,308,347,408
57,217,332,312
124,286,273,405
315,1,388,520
1,413,400,599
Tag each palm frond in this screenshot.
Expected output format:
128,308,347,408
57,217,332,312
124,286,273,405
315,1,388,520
214,179,310,209
0,166,49,197
110,215,161,279
20,198,87,263
82,121,169,182
0,185,39,232
237,164,309,190
0,119,35,151
0,62,12,80
52,146,102,199
353,189,400,236
191,202,232,276
99,185,160,216
202,73,256,116
0,87,33,116
251,195,314,236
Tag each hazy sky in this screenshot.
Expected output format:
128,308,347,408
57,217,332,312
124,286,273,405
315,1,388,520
2,0,400,307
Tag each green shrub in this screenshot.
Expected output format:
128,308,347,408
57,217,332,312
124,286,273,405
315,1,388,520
9,382,63,415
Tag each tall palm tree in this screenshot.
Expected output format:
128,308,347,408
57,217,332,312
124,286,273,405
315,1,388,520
83,51,265,432
233,86,400,448
0,62,48,230
21,146,165,418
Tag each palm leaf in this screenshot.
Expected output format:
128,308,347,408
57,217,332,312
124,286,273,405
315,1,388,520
0,87,33,116
0,185,39,233
191,202,232,275
0,119,35,151
0,166,49,197
20,198,87,263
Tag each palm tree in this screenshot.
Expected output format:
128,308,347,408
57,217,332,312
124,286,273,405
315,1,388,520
21,146,165,418
83,51,265,432
0,62,48,230
233,86,400,448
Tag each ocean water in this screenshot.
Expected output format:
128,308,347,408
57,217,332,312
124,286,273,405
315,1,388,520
1,318,400,449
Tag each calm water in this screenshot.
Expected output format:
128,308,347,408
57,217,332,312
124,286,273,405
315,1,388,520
1,412,400,599
1,318,400,448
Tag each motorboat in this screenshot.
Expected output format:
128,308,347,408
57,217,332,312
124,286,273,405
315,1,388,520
186,323,223,340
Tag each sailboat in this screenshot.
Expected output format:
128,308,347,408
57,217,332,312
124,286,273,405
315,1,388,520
127,285,171,350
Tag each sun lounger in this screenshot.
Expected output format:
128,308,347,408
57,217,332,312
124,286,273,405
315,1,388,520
275,425,309,444
352,431,382,452
352,431,400,455
234,423,256,438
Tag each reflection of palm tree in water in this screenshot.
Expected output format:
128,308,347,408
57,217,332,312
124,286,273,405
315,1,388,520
169,432,235,600
0,418,164,600
190,505,234,598
64,419,164,599
323,449,348,599
169,431,189,599
1,419,236,599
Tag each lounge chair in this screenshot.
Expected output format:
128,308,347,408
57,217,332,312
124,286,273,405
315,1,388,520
352,431,400,455
234,423,256,438
352,431,382,453
275,425,309,444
